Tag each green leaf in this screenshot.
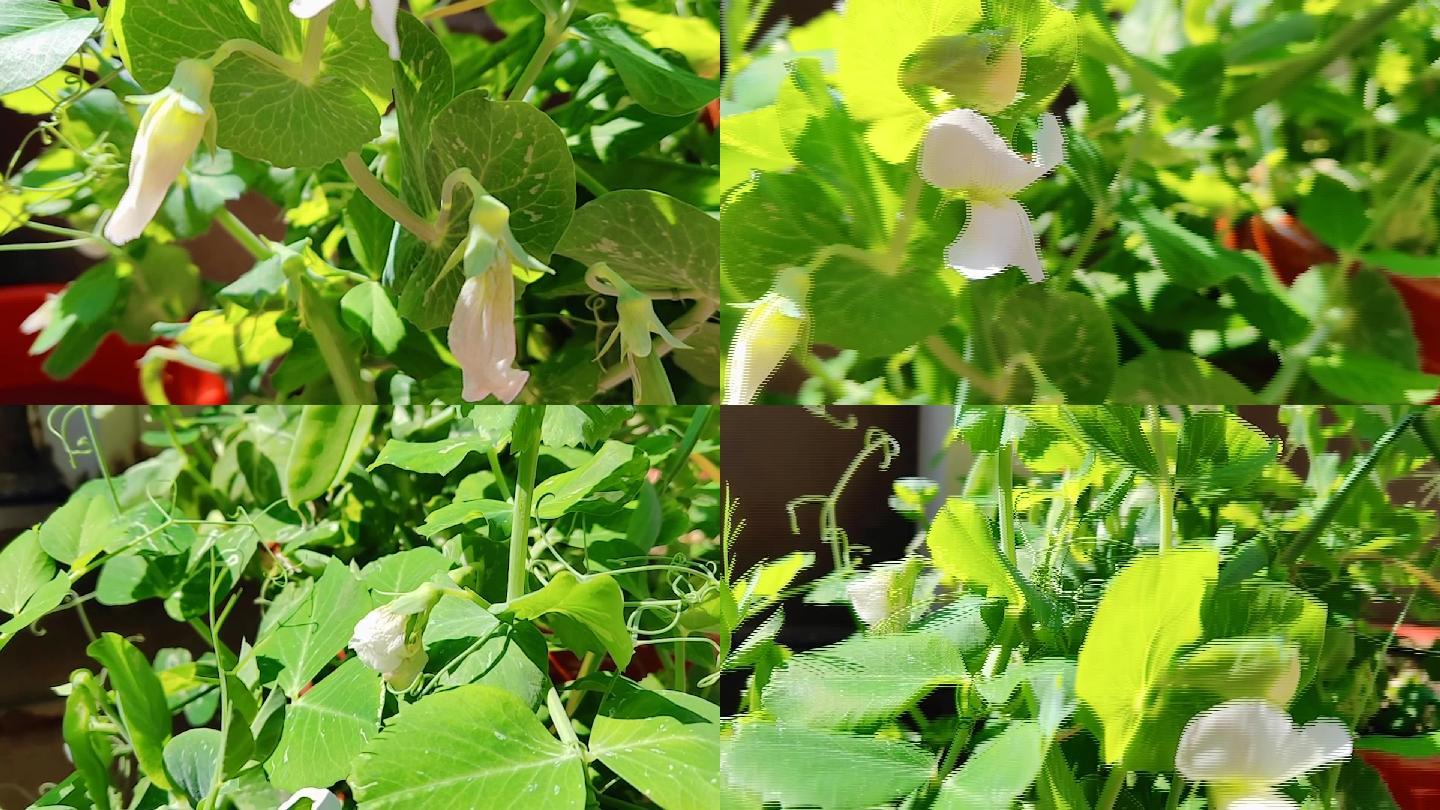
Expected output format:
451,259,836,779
398,91,575,329
416,498,512,538
926,499,1025,609
371,435,494,475
1307,350,1440,404
164,728,221,805
1075,549,1217,765
340,282,405,355
589,686,720,810
573,14,718,116
499,570,634,668
1204,581,1326,696
0,573,69,652
990,286,1119,402
267,658,383,792
977,659,1077,736
723,722,934,810
762,630,969,729
722,171,960,356
63,675,113,809
1109,351,1256,404
423,596,548,705
556,190,719,301
934,721,1046,810
392,11,454,213
833,0,983,162
0,0,99,95
1174,411,1278,495
1345,267,1420,368
88,632,174,789
359,547,452,595
532,440,644,518
0,528,56,616
1299,174,1369,252
37,479,117,568
1361,251,1440,278
1137,208,1253,290
262,557,371,698
285,406,377,508
351,684,585,808
120,0,388,167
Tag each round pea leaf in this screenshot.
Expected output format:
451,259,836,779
556,190,718,301
397,91,576,329
1109,351,1256,404
990,285,1119,402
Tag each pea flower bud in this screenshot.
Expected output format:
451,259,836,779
723,267,811,405
104,60,215,245
903,35,1022,114
349,583,443,690
1176,700,1351,810
593,263,689,360
290,0,401,60
845,566,898,626
918,109,1064,283
445,194,551,403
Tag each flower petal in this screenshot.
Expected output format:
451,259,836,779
1221,788,1301,810
945,198,1045,283
369,0,402,60
449,272,529,404
288,0,338,19
1176,700,1352,785
919,108,1044,196
845,566,896,626
104,95,210,245
1034,112,1065,175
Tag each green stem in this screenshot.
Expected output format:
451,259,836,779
1164,774,1185,810
214,208,270,261
208,37,298,78
509,0,577,101
1096,765,1127,810
546,688,583,750
574,163,611,197
488,447,511,501
1150,406,1174,552
298,7,332,84
997,443,1015,564
341,152,440,243
507,406,546,601
657,405,713,493
1276,410,1418,567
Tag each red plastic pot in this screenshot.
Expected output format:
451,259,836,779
1218,213,1440,375
1359,744,1440,810
0,283,228,404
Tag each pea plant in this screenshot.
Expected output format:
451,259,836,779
0,404,721,809
723,405,1440,810
2,0,719,404
722,0,1440,405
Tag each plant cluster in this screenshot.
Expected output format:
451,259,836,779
723,405,1440,810
722,0,1440,405
2,0,720,403
0,404,721,809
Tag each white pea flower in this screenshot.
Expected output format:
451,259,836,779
104,60,216,245
290,0,401,60
845,566,897,626
445,194,551,404
350,603,428,689
918,109,1064,283
1175,699,1352,810
279,788,342,810
723,267,811,405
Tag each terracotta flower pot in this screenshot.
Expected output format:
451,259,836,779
1359,743,1440,810
0,283,227,405
1218,213,1440,376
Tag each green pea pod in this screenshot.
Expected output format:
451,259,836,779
87,633,173,790
285,405,378,508
63,670,113,809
